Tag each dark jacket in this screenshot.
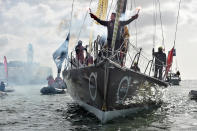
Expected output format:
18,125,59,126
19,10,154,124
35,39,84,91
153,51,166,67
93,17,136,48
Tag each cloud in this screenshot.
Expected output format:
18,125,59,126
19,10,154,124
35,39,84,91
0,35,8,49
0,0,196,79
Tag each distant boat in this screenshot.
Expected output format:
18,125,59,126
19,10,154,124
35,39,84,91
4,56,8,84
165,48,181,86
0,56,8,92
2,56,14,92
166,72,181,86
40,86,65,95
189,90,197,100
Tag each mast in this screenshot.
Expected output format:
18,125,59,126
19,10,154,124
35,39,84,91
122,0,127,14
111,0,125,55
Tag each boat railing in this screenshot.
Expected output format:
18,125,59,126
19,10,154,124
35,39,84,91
69,37,168,81
144,59,154,76
130,48,142,68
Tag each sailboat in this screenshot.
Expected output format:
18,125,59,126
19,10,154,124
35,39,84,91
165,48,181,85
62,0,168,123
0,56,14,92
4,56,8,85
0,56,7,92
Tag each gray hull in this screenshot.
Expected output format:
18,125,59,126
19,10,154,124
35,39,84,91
63,59,168,123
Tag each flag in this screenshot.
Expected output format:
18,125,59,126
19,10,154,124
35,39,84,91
4,56,8,80
53,33,70,71
165,47,174,76
168,49,176,56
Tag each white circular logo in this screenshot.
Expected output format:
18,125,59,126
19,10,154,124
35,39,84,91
117,76,131,103
89,72,97,101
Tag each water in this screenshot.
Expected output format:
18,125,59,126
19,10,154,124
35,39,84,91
0,80,197,131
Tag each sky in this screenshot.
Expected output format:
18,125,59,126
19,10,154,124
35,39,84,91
0,0,196,80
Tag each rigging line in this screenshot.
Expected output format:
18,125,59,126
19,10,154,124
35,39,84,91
69,0,75,33
157,0,165,49
128,41,170,69
66,0,75,64
153,0,157,48
175,57,179,70
128,41,167,65
174,0,182,47
113,0,118,13
76,0,93,43
107,0,114,20
128,0,133,31
133,0,138,47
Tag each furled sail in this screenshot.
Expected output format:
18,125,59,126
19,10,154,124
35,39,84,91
95,0,108,23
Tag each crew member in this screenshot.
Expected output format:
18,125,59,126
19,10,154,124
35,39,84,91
153,47,166,80
75,40,85,65
47,75,55,87
85,48,93,66
89,12,138,51
120,26,130,66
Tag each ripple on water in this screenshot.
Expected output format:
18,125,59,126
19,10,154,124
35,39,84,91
1,81,197,130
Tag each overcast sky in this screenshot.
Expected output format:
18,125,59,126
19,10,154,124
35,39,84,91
0,0,196,80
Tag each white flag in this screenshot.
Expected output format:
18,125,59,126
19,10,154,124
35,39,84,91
53,33,70,71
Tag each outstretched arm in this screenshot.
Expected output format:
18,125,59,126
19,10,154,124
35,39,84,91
120,14,138,26
90,13,108,26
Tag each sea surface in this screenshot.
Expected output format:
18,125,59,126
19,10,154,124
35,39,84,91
0,80,197,131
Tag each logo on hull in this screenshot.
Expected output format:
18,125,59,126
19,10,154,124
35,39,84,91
117,76,131,104
89,72,97,101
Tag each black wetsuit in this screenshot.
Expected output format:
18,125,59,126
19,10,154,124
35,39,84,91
153,51,166,80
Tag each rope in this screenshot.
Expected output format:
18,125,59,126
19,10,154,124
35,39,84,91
69,0,75,33
65,0,75,69
113,0,118,12
153,0,157,48
107,0,114,19
157,0,165,49
76,0,93,43
128,0,133,31
133,0,138,47
175,57,178,71
128,41,170,68
173,0,182,71
174,0,182,47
